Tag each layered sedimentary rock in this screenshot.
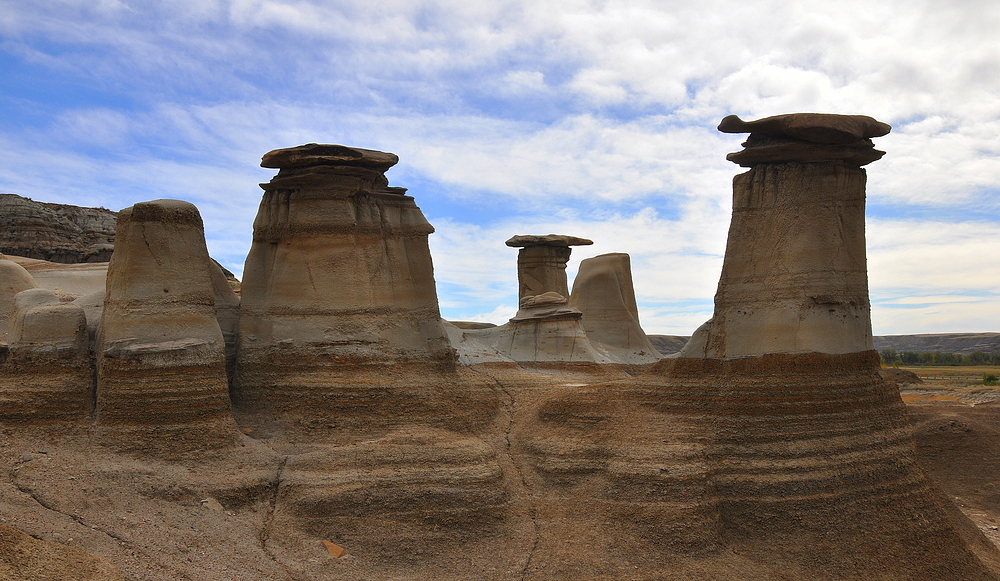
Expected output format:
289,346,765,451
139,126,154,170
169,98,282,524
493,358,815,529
235,145,470,424
0,288,90,422
0,256,38,344
505,234,592,300
233,146,502,570
681,113,881,358
517,113,1000,579
0,194,116,263
95,200,235,453
569,252,660,364
465,235,609,363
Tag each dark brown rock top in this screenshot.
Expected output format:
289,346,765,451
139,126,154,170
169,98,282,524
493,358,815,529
505,234,594,248
0,194,117,263
720,113,891,168
261,143,399,171
718,113,891,144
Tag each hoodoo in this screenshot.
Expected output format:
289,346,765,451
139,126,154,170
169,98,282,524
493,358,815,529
521,113,1000,579
234,144,477,428
94,199,236,453
569,252,660,364
465,234,610,363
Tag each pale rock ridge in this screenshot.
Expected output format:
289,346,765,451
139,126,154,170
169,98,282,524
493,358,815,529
0,256,38,345
95,199,236,453
0,288,91,422
568,252,660,364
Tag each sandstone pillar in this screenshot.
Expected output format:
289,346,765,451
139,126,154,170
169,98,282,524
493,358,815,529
681,113,890,359
505,234,592,301
234,144,492,439
95,199,235,453
568,252,660,364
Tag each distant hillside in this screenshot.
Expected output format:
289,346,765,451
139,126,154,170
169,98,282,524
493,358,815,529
647,333,1000,356
647,335,691,355
0,193,116,263
873,333,1000,355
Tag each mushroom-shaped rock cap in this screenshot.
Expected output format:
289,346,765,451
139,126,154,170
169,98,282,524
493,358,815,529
261,143,399,172
718,113,891,145
505,234,594,248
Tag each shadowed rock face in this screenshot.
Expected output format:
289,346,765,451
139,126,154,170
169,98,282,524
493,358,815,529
95,199,236,453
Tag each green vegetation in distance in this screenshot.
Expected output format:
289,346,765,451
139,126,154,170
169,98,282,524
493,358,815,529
880,349,1000,367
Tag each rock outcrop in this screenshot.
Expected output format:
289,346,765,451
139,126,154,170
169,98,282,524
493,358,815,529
0,256,38,345
505,234,592,300
0,288,90,423
235,145,468,422
568,252,660,364
232,146,502,572
0,194,116,263
517,113,1000,579
463,235,611,364
95,199,235,453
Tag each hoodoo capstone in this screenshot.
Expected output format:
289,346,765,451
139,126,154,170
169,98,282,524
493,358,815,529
94,199,236,453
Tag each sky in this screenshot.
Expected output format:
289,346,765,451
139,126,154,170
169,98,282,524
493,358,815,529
1,0,998,336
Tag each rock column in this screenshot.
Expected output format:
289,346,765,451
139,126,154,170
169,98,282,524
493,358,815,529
569,252,660,364
681,113,889,358
235,144,491,438
505,234,592,301
95,200,235,453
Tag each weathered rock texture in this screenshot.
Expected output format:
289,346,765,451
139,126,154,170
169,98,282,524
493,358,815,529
0,194,116,263
465,237,611,364
95,199,235,453
681,117,875,358
235,145,468,430
232,146,505,573
569,252,660,364
0,288,91,423
505,234,592,300
0,522,126,581
0,256,38,345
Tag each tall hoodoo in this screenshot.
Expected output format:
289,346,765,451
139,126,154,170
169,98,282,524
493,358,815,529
234,144,488,435
682,113,890,359
95,199,235,453
237,144,451,371
521,113,1000,579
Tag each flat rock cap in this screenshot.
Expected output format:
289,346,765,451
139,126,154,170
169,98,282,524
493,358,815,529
718,113,891,145
505,234,594,248
261,144,399,171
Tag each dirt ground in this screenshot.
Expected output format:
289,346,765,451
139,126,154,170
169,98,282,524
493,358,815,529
899,366,1000,548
